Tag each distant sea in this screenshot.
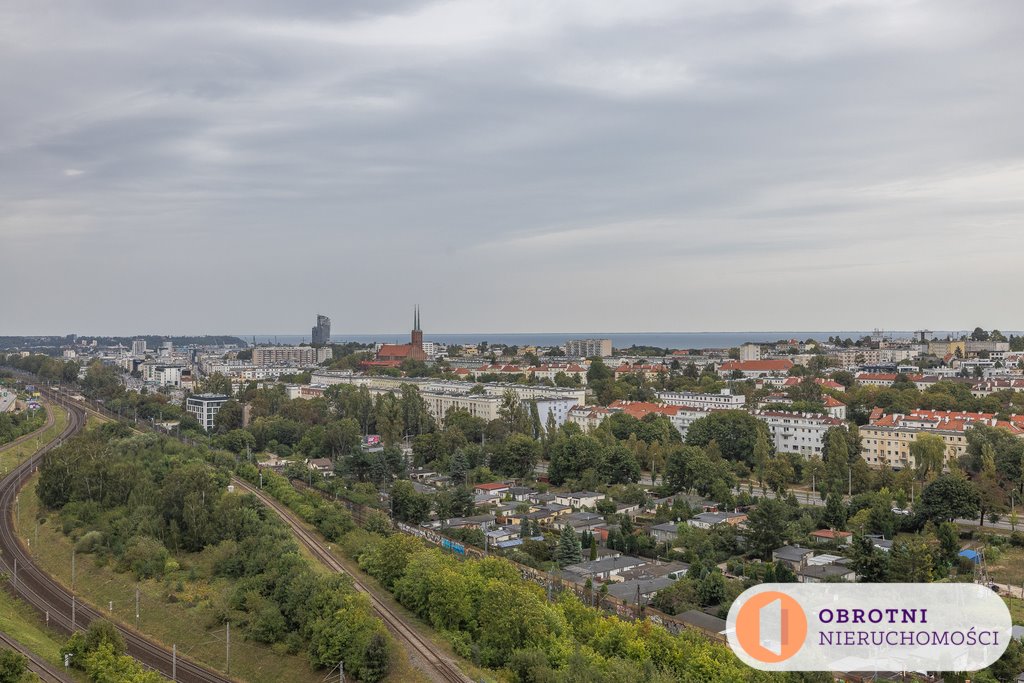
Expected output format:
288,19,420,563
241,330,979,349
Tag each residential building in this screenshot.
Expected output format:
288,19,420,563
563,555,647,582
613,363,669,380
655,388,746,410
772,545,815,572
719,359,793,378
555,491,604,509
131,339,148,356
568,400,710,439
606,577,676,605
185,393,230,431
252,346,322,366
650,521,681,544
306,458,334,478
797,564,856,583
739,343,762,362
809,529,853,545
861,408,1024,470
565,338,612,358
687,511,747,529
753,410,846,456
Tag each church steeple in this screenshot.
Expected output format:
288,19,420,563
411,305,423,350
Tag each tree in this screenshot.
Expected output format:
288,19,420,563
200,372,233,396
556,526,583,567
763,453,795,495
213,399,243,433
975,443,1007,527
753,430,771,487
747,498,789,559
849,534,890,582
0,649,28,683
822,428,849,495
936,521,960,569
494,434,540,478
602,443,641,484
910,433,946,482
685,411,771,465
823,493,847,531
917,474,980,524
390,481,432,524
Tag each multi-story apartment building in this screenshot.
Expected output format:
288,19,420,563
140,361,187,387
568,400,710,438
718,360,793,378
131,339,148,356
565,338,612,358
752,410,846,456
185,393,230,431
656,389,745,410
860,409,1024,470
252,346,332,366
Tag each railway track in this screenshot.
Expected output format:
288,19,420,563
0,630,73,683
232,478,470,683
0,392,235,683
0,403,55,454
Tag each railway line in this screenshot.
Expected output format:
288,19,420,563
0,630,73,683
232,477,470,683
0,392,235,683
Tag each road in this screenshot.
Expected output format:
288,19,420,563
233,477,470,683
0,392,235,683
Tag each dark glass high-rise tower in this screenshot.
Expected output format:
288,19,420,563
312,314,331,346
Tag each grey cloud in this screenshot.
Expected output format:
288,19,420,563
2,0,1023,335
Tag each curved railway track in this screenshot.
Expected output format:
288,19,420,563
0,393,235,683
232,478,470,683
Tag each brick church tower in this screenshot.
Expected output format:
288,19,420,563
411,305,423,350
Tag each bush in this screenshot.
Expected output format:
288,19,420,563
74,530,104,554
120,536,169,580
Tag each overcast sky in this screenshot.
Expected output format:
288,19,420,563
3,0,1023,336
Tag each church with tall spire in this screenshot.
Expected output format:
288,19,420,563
363,306,427,368
411,304,423,351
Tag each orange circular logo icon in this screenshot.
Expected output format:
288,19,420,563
734,591,807,663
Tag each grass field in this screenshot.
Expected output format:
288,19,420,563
0,405,67,477
986,545,1024,588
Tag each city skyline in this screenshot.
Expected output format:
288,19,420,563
4,1,1024,334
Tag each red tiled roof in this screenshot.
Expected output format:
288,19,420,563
810,529,852,539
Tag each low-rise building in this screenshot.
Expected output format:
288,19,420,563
772,545,815,572
687,511,747,529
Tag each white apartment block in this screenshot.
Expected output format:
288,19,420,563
739,343,762,362
564,338,612,358
752,410,846,456
656,389,746,411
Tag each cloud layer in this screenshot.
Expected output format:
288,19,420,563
2,0,1023,335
